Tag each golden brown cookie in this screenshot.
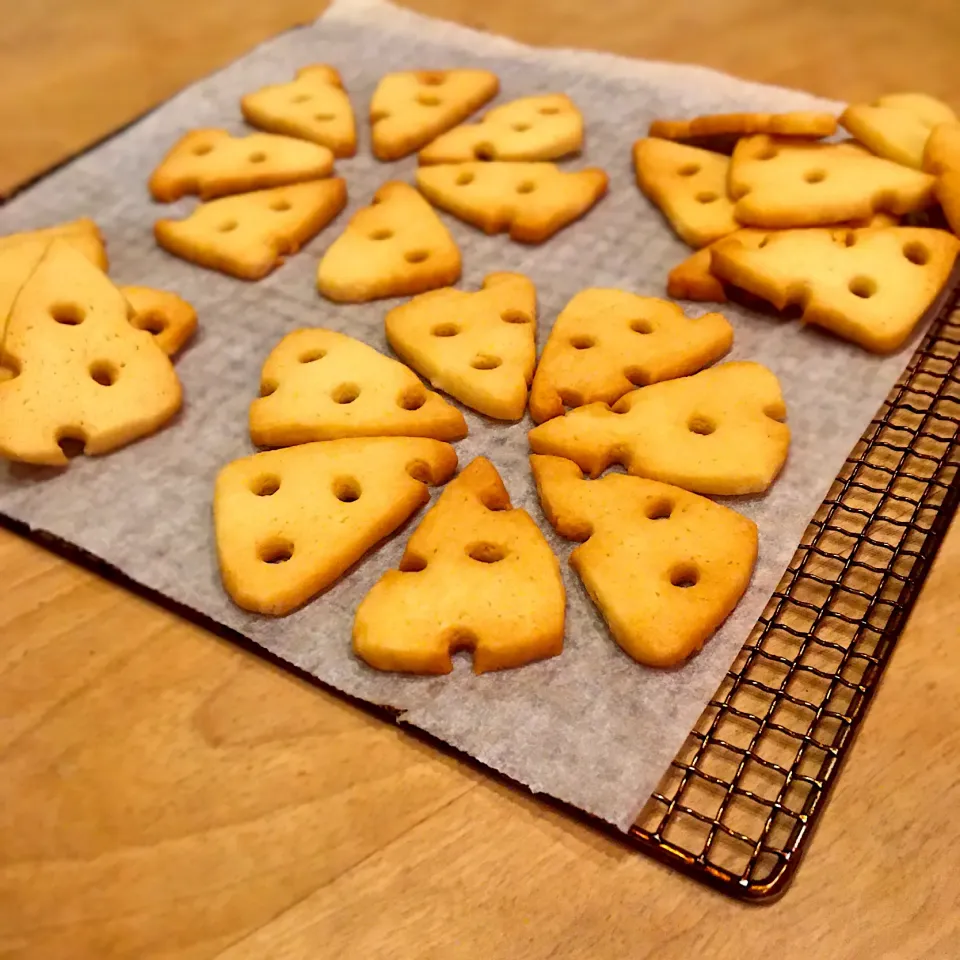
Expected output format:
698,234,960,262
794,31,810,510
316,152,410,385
249,328,467,446
371,69,499,161
528,361,790,495
353,457,565,674
924,122,960,238
120,286,197,358
648,111,837,152
241,65,357,158
215,438,458,616
633,138,738,248
385,272,536,421
0,242,181,466
155,179,346,280
710,226,960,353
532,454,758,667
529,289,733,423
416,161,608,243
317,181,461,303
418,94,583,164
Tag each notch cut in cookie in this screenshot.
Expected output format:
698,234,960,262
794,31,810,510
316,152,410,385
121,286,198,358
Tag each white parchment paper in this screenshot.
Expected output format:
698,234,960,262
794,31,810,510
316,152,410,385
0,0,927,830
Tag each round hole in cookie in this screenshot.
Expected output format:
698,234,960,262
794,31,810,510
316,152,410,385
646,498,674,521
0,357,20,382
218,220,238,233
291,94,311,104
630,318,653,334
192,143,213,156
405,250,430,264
270,199,292,212
417,93,442,107
757,145,779,161
466,542,507,563
252,475,280,497
678,163,700,177
848,275,877,299
89,361,117,387
903,241,929,265
501,308,532,324
539,106,560,115
431,323,460,337
299,348,326,363
471,354,502,370
474,144,495,161
516,181,537,194
688,415,716,436
696,191,719,204
804,168,827,184
248,151,268,164
370,228,393,241
670,563,699,588
259,539,294,564
406,459,432,483
333,476,361,503
456,171,476,185
332,382,360,404
419,73,445,86
50,302,85,326
136,311,167,336
512,122,531,132
314,113,335,122
398,386,426,410
757,235,771,249
56,428,87,460
570,335,595,350
399,553,428,572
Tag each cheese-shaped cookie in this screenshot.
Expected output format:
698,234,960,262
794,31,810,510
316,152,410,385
841,93,957,170
371,69,499,161
385,272,536,421
155,179,346,280
215,438,457,616
529,289,733,423
419,94,583,164
729,135,936,228
121,286,197,358
531,454,758,667
249,328,467,446
648,111,837,152
353,457,565,674
633,138,738,248
528,361,790,496
711,226,960,353
0,218,107,267
0,242,182,466
241,65,357,158
317,181,461,302
416,162,608,243
924,122,960,238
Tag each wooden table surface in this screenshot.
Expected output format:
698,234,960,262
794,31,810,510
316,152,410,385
2,1,960,957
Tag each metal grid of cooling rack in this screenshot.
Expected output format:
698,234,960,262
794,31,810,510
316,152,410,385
628,288,960,901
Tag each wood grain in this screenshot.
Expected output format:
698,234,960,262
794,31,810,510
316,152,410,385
1,1,959,957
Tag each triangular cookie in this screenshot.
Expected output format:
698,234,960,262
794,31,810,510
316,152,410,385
317,181,461,302
528,361,790,495
148,129,335,202
249,328,467,446
215,438,458,616
155,178,346,280
416,162,608,243
729,135,936,228
418,94,583,164
528,289,733,423
633,138,738,247
648,111,836,152
353,457,565,674
370,69,499,161
120,286,198,358
711,226,960,353
0,242,181,465
385,272,536,421
531,454,758,667
841,93,956,170
241,65,357,158
924,122,960,237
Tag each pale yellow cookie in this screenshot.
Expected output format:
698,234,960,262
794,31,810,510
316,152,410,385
155,179,346,280
317,181,461,303
711,226,960,353
371,69,499,161
924,122,960,238
148,129,334,203
385,273,536,421
529,289,733,423
0,242,182,466
250,328,467,446
531,454,758,667
241,64,357,158
353,457,565,674
633,138,738,248
418,94,583,164
416,162,608,243
528,361,790,496
729,135,936,228
649,111,837,151
841,93,957,170
120,286,197,357
215,438,457,616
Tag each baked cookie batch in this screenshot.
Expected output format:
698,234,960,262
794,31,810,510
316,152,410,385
2,67,959,676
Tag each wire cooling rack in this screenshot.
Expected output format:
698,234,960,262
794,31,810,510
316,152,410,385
629,279,960,901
